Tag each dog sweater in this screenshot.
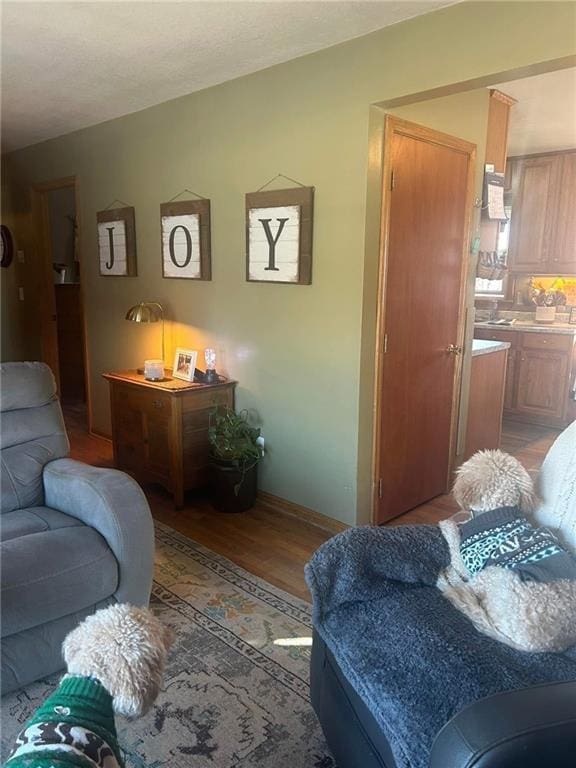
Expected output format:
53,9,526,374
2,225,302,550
460,505,576,583
5,675,123,768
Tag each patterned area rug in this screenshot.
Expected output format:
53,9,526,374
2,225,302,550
1,522,335,767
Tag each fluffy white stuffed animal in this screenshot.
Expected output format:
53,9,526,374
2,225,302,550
437,450,576,653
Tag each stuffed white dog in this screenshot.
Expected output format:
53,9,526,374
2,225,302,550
437,450,576,653
5,604,174,768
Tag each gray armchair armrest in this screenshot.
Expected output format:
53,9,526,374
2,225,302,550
43,458,154,607
430,681,576,768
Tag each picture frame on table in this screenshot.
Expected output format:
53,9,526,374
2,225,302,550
569,307,576,325
172,348,198,382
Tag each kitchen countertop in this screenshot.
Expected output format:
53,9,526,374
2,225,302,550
471,339,511,357
475,321,576,336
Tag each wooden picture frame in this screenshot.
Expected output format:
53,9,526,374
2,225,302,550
172,347,198,382
161,199,211,280
246,187,314,284
97,207,137,276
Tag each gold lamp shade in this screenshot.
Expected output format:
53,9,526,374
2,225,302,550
125,301,163,323
125,301,165,365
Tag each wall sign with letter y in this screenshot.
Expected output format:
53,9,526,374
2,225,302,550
161,199,211,280
97,207,137,277
246,187,314,284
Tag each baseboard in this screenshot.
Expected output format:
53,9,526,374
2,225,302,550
89,428,112,442
257,491,349,534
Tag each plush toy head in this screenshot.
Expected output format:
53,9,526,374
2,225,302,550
62,604,174,718
452,449,537,515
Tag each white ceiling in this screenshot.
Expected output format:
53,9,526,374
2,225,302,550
1,0,456,153
495,67,576,156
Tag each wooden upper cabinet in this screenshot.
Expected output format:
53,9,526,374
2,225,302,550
507,150,576,275
552,152,576,273
507,155,561,271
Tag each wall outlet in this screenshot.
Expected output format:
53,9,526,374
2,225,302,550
17,250,25,263
18,287,24,301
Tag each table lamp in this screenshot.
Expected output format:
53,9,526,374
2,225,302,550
125,301,166,380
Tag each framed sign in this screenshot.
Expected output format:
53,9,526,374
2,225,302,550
97,207,137,276
161,199,211,280
246,187,313,284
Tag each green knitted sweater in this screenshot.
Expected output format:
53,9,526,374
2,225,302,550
5,675,123,768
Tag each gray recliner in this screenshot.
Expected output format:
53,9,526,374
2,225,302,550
1,362,155,695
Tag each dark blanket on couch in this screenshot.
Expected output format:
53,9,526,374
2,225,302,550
305,525,576,768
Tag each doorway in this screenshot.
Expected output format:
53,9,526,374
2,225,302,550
374,116,475,524
33,177,89,427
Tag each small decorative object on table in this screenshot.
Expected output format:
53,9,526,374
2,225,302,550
144,359,164,381
569,307,576,325
172,348,197,382
204,347,218,383
208,407,263,513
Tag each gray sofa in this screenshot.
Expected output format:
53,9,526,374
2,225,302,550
1,362,154,695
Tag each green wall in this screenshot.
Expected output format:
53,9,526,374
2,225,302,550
3,2,575,524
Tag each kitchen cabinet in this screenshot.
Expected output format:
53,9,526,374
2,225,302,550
506,151,576,275
553,152,576,273
473,328,575,427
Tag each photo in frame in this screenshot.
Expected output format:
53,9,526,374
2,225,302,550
245,187,314,284
97,207,137,276
172,348,198,382
161,199,211,280
569,306,576,325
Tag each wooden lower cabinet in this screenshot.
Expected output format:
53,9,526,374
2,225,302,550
474,329,575,427
104,371,235,507
516,350,570,421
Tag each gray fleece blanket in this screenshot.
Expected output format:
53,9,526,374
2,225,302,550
305,525,576,768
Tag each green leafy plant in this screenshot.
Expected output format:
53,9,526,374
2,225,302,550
208,407,263,494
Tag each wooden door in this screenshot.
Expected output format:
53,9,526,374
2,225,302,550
516,349,569,421
375,117,475,523
551,152,576,274
507,155,560,271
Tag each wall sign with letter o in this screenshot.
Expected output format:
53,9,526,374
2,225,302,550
161,199,211,280
97,207,137,277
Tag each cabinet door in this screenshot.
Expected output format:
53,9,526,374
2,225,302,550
516,349,569,421
507,156,561,271
549,152,576,274
503,347,517,411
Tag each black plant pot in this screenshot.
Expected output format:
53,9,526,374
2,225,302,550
209,459,258,513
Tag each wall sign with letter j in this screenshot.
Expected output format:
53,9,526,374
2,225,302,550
246,187,314,284
97,206,137,277
160,199,211,280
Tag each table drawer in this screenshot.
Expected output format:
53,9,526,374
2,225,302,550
521,333,572,352
182,386,234,413
115,385,172,419
474,329,517,346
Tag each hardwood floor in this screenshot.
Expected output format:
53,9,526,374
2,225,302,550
65,405,560,602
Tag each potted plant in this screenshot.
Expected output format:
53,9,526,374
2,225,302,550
208,406,263,513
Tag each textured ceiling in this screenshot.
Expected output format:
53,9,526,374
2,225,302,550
496,67,576,156
1,0,455,153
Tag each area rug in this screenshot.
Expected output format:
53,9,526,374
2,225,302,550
1,521,335,767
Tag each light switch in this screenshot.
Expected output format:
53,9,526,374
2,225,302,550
18,287,24,301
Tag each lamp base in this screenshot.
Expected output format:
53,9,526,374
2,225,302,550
137,366,172,382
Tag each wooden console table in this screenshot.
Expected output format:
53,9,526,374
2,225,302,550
103,370,235,507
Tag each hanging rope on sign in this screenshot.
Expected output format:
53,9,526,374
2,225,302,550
102,199,132,211
166,188,208,203
256,173,308,192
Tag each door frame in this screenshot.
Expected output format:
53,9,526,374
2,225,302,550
32,175,92,431
371,115,476,523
